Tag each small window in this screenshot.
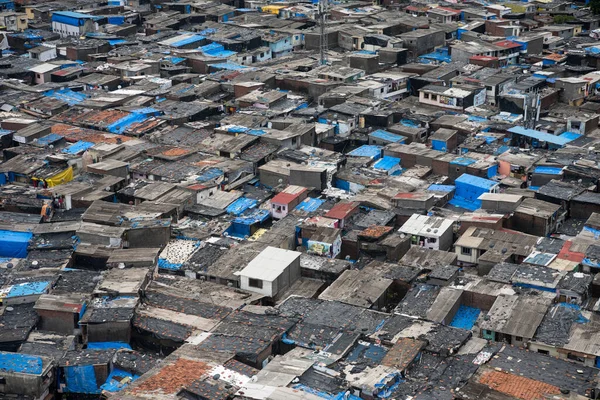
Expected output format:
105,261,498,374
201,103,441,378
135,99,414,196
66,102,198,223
249,278,263,288
427,237,437,244
515,336,523,342
292,137,297,145
432,94,438,101
0,377,5,384
537,349,549,355
423,93,429,99
461,247,472,255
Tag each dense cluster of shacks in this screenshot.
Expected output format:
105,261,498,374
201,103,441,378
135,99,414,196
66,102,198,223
6,0,600,399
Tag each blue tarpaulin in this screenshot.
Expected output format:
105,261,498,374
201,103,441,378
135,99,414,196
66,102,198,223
226,197,258,215
0,353,43,374
428,184,455,192
44,88,88,106
108,38,126,45
225,209,270,238
247,129,266,136
100,368,139,392
36,133,63,146
508,126,574,147
171,34,205,47
107,108,160,134
63,365,100,394
0,230,33,258
62,141,94,154
449,305,481,330
210,62,248,71
200,42,236,57
348,145,383,160
373,156,400,171
449,174,497,211
158,259,183,270
196,168,223,183
369,129,406,144
295,198,325,212
107,16,125,25
534,166,563,175
7,281,50,298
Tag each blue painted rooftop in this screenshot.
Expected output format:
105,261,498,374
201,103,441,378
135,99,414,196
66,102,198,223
295,197,325,212
455,173,498,190
369,129,406,143
348,145,383,159
373,156,400,171
0,353,43,375
508,126,574,146
534,166,563,175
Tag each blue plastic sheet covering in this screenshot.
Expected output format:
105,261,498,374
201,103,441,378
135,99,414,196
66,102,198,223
0,230,32,258
449,305,481,330
0,129,13,137
198,28,217,35
0,353,43,374
163,56,185,64
107,108,160,134
158,259,183,270
226,197,258,216
400,118,419,128
348,145,383,160
534,166,563,175
171,34,205,48
450,157,476,166
295,197,325,212
200,42,237,57
63,365,100,394
468,115,487,122
44,88,88,106
7,281,50,298
559,131,583,141
37,133,63,146
247,129,266,136
196,168,223,183
232,209,270,225
210,62,248,71
227,125,248,133
62,141,94,154
369,129,405,143
373,156,400,171
87,342,131,350
107,16,125,25
108,38,126,45
100,368,139,392
427,184,455,193
508,126,573,147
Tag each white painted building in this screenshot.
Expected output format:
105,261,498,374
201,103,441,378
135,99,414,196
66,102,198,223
398,214,455,251
235,246,301,297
